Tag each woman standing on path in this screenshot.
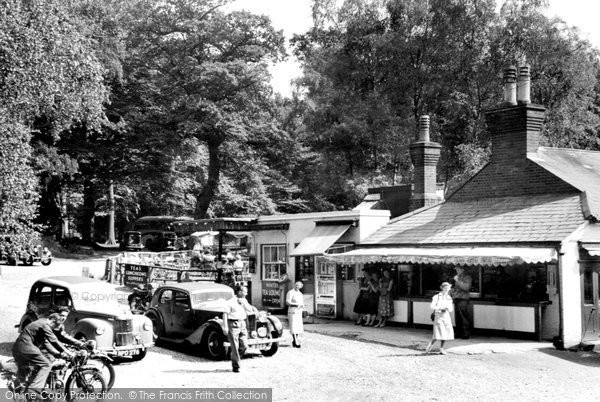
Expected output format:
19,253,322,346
286,281,305,348
364,272,380,326
376,269,394,327
353,270,371,325
425,282,454,355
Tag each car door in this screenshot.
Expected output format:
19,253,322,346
169,291,195,337
28,283,54,318
156,289,174,336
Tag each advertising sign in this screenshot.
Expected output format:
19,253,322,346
123,264,150,287
261,281,283,308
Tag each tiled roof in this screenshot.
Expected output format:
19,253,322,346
529,147,600,219
361,194,584,245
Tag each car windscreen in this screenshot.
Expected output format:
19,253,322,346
192,291,232,304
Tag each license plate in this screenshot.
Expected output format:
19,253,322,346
116,349,140,357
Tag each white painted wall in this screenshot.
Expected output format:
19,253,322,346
560,238,584,348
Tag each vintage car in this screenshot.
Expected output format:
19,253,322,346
0,237,52,266
18,276,154,361
143,231,178,252
145,282,285,360
120,230,144,252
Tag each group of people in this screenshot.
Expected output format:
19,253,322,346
353,266,473,355
224,281,305,373
353,269,395,328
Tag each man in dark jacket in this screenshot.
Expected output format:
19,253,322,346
48,307,86,349
12,313,72,396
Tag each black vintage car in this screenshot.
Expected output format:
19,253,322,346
142,231,178,252
120,231,144,252
145,282,285,360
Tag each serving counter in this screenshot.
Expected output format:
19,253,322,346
390,297,550,341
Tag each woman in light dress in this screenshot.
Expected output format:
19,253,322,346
425,282,454,355
286,281,305,348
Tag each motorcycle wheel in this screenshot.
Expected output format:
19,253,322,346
65,368,106,402
41,258,52,266
87,357,115,390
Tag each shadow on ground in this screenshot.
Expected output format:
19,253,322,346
539,348,600,368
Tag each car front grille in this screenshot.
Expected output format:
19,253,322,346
115,318,134,346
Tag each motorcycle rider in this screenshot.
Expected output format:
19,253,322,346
12,313,73,397
47,307,87,349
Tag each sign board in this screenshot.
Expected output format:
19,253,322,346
123,264,150,287
261,281,283,308
150,267,179,282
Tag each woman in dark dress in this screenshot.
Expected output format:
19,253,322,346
364,272,380,326
353,270,371,325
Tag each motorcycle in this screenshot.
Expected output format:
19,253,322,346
127,284,155,313
1,349,106,402
68,342,115,391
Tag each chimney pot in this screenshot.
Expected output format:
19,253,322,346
503,66,517,106
418,115,430,142
517,64,531,104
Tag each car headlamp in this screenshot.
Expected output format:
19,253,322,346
95,326,105,335
257,327,267,337
143,321,152,331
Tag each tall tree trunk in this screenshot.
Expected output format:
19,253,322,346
59,191,69,239
106,181,116,245
194,142,221,219
82,179,95,245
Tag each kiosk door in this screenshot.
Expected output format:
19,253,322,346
582,264,600,340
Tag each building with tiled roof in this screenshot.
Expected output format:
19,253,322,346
327,65,600,348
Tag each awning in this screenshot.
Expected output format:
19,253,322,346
581,243,600,256
324,247,558,267
290,225,351,256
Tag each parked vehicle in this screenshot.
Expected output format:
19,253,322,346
144,231,178,252
0,238,52,266
145,282,284,360
1,347,106,402
120,231,143,252
18,277,154,361
127,283,156,313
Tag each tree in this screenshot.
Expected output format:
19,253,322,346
122,0,286,218
0,0,107,249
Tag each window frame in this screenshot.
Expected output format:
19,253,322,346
261,244,287,281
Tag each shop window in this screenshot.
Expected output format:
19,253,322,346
339,264,355,281
262,244,287,281
420,265,480,297
481,264,548,302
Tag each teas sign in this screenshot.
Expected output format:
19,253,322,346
123,264,150,287
262,281,282,308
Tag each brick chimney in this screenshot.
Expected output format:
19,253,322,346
485,65,545,162
409,115,441,211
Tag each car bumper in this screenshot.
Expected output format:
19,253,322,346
224,335,286,348
99,342,155,357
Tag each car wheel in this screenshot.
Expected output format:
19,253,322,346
147,313,163,340
202,326,227,360
260,331,279,357
41,258,52,266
